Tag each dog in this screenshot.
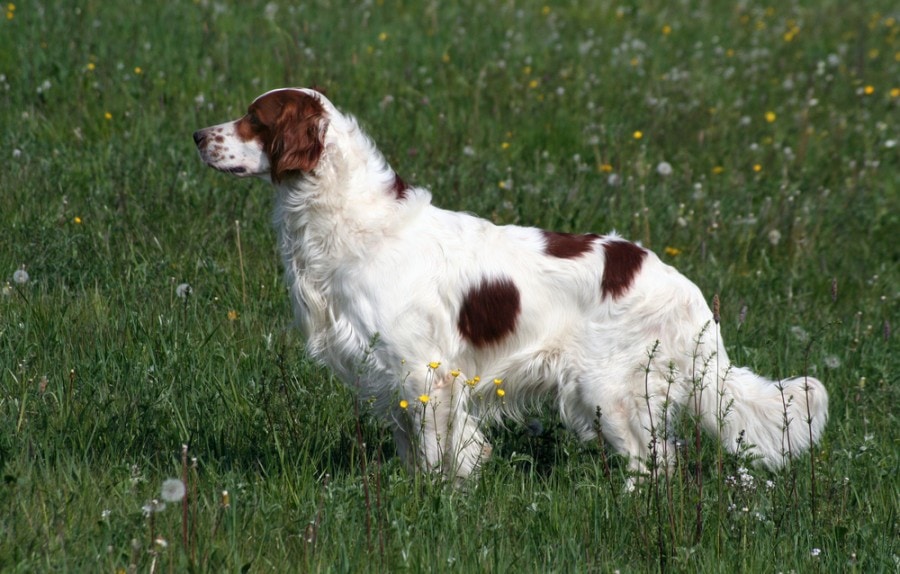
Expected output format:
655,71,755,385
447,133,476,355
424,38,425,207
194,87,828,483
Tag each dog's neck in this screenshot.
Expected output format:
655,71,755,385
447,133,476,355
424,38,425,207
271,120,431,349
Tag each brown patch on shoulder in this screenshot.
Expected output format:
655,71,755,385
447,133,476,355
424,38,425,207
601,240,647,300
458,277,521,347
236,90,327,181
542,230,601,259
391,172,409,200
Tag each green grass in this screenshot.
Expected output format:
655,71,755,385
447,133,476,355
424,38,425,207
1,0,897,571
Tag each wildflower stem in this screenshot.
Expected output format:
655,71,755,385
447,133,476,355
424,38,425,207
353,395,373,554
235,220,247,305
181,444,190,558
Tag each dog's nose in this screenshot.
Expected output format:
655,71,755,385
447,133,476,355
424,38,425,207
192,130,206,147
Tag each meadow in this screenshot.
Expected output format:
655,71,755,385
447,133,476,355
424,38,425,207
1,0,897,571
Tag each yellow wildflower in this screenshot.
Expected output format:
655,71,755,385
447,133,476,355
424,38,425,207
134,67,143,75
765,111,776,123
664,246,682,257
753,164,762,173
427,361,441,370
598,163,613,173
863,85,875,95
662,24,671,36
633,130,643,140
227,310,239,321
104,112,112,121
493,378,503,386
418,394,430,405
496,389,506,398
450,369,461,378
501,141,510,150
399,399,409,410
712,166,725,175
73,216,83,224
378,32,388,42
890,88,900,98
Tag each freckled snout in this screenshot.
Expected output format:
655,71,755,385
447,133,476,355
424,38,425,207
193,123,259,177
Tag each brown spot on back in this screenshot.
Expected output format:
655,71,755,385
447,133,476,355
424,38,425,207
601,240,646,300
392,172,409,200
542,230,600,259
458,277,521,347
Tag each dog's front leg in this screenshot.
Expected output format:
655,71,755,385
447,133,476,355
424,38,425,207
392,369,491,483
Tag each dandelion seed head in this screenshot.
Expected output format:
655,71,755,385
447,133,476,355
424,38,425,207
656,161,673,176
160,478,186,502
175,283,192,298
790,325,810,343
12,266,29,285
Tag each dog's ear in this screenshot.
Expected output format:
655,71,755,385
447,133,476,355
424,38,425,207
269,94,326,182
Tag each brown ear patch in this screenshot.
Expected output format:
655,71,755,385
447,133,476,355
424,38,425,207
601,240,646,300
267,93,326,181
458,277,521,347
542,230,601,259
240,90,327,182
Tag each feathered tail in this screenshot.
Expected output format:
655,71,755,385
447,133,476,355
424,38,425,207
698,366,828,469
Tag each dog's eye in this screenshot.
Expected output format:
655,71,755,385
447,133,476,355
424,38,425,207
248,112,262,127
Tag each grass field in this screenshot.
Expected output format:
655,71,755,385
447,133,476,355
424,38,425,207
1,0,897,571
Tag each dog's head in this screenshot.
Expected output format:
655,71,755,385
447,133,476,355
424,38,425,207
193,88,329,182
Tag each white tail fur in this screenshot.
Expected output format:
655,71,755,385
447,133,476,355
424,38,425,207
699,366,829,469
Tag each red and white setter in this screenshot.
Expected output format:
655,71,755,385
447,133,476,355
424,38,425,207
194,88,828,483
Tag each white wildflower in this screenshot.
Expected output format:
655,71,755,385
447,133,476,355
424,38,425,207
656,161,673,176
141,499,166,517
